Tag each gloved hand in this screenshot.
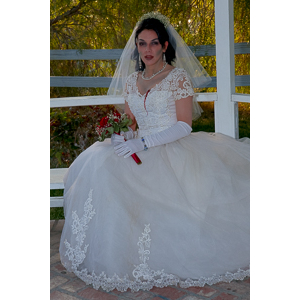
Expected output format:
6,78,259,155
114,121,192,158
111,134,125,146
121,127,136,140
111,128,136,146
114,138,144,158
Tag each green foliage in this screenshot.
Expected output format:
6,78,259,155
234,0,250,94
192,102,215,133
50,190,65,220
192,102,250,139
50,0,250,97
50,105,114,168
50,0,219,49
238,102,250,138
50,207,65,220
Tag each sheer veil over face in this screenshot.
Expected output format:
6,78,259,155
134,18,175,71
136,29,167,70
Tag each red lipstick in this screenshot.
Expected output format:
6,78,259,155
144,55,154,60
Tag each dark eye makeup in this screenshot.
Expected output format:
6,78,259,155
138,39,160,47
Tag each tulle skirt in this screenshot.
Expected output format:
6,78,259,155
59,132,250,292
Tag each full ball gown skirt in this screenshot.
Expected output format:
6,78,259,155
59,68,250,292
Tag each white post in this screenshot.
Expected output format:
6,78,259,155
214,0,238,138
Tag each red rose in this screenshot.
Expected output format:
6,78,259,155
99,116,109,127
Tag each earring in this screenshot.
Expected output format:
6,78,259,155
163,52,166,63
139,54,142,70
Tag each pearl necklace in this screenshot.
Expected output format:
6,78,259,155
142,62,167,80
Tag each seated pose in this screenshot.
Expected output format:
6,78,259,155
59,12,250,292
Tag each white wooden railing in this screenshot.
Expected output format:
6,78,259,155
50,0,249,208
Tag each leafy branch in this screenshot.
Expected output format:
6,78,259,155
50,0,87,26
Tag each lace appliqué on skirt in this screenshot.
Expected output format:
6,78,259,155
62,190,250,292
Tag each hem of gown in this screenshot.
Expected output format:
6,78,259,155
61,262,250,292
61,190,250,293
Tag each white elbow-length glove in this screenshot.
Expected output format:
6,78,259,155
114,121,192,158
111,127,136,146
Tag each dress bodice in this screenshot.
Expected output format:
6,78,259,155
124,68,194,137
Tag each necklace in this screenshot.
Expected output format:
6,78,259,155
142,62,167,80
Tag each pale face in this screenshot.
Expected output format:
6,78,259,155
136,29,168,68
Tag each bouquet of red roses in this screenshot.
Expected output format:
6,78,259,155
96,110,142,165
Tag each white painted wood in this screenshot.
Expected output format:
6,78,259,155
214,0,239,138
50,196,64,207
50,75,249,89
234,42,250,55
235,75,250,87
192,42,249,57
50,168,68,189
50,76,215,88
50,49,123,60
51,168,68,207
194,93,218,102
50,93,218,108
50,76,112,87
232,93,250,103
50,95,124,108
50,43,249,60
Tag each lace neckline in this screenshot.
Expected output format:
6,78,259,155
135,68,177,97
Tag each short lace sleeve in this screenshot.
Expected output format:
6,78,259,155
122,72,138,102
172,69,194,101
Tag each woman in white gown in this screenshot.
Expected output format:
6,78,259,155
59,12,250,292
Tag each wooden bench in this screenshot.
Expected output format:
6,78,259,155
50,168,68,207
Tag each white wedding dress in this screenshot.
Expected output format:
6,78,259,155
59,68,250,292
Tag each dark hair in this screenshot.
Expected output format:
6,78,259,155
132,18,176,71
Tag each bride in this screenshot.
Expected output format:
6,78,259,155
59,12,250,292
